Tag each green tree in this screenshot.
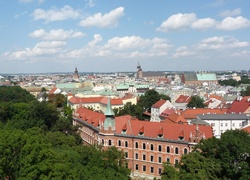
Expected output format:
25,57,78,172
187,95,206,108
161,162,179,180
137,89,170,113
179,152,221,180
240,86,250,96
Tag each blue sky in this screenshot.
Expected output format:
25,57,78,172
0,0,250,73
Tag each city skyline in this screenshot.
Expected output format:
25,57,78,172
0,0,250,73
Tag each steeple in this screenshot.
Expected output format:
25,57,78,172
103,97,115,131
73,67,79,81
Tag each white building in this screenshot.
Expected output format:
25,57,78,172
197,114,250,138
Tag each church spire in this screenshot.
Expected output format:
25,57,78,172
103,96,115,131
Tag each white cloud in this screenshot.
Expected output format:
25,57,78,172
79,7,124,28
216,16,250,30
219,8,241,17
88,34,102,47
173,46,195,58
32,5,81,22
85,0,95,8
191,18,217,30
4,41,66,60
29,29,85,40
156,13,197,32
198,36,249,50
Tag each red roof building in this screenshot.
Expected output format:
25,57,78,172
227,96,250,114
73,101,213,179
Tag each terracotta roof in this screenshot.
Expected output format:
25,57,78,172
175,95,191,103
75,107,105,127
122,93,135,100
181,108,227,119
160,108,176,118
115,115,213,141
166,113,187,124
68,96,103,104
100,97,123,105
49,87,58,94
152,99,166,108
227,96,250,113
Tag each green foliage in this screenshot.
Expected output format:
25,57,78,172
240,86,250,96
138,89,168,112
187,95,206,108
48,94,66,108
0,86,36,103
161,162,179,180
219,78,250,87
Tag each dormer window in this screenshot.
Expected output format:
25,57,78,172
122,124,127,134
158,127,163,138
139,126,144,136
178,129,184,141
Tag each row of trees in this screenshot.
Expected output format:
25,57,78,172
161,129,250,180
0,86,131,179
219,77,250,87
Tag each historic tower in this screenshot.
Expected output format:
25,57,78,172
136,62,143,79
73,67,79,81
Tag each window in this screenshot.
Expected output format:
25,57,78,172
184,148,188,154
158,145,162,152
166,157,170,163
102,139,104,145
221,123,223,127
233,123,235,127
225,123,228,127
166,146,170,153
135,153,138,159
135,142,138,148
135,164,139,170
158,168,162,175
150,167,154,173
118,140,121,146
143,154,146,161
143,165,146,172
151,144,154,151
108,140,112,146
158,156,162,163
125,141,128,147
175,147,179,154
175,159,179,165
143,143,146,150
150,155,154,162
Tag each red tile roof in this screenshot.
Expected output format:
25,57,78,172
241,125,250,134
100,97,123,105
75,107,105,127
160,108,176,118
175,95,191,103
68,96,104,104
181,108,227,119
152,99,166,108
115,115,213,141
227,96,250,113
49,87,58,94
166,113,187,124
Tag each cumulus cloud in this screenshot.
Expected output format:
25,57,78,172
191,18,217,30
173,46,195,58
157,13,250,32
219,8,241,17
4,41,66,60
32,5,81,22
216,16,250,30
156,13,197,32
79,7,124,28
198,36,249,50
88,34,102,47
29,29,85,40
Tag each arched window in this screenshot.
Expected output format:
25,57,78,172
158,145,162,152
102,139,104,145
151,144,154,151
175,147,179,154
108,139,112,146
184,148,188,154
143,143,146,150
166,146,170,153
118,140,121,146
125,141,128,147
135,142,138,148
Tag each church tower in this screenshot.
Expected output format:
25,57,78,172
73,67,79,81
103,97,115,133
136,62,143,79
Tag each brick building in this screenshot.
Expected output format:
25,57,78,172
73,98,213,179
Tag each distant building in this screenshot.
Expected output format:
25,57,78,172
181,72,218,86
136,62,143,79
136,63,166,81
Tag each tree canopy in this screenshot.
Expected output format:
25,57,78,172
187,95,206,108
